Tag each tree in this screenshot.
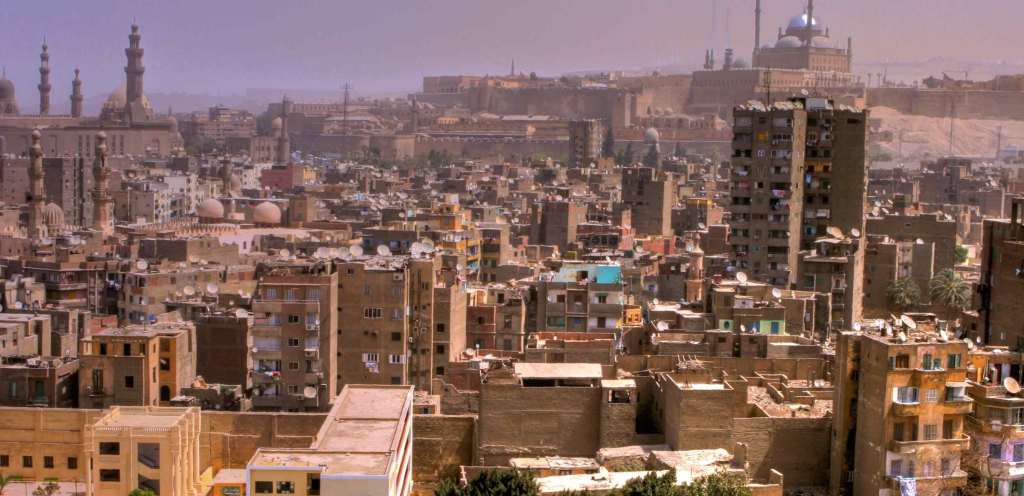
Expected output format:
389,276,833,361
679,472,751,496
956,245,969,265
929,269,971,319
602,128,616,158
32,482,60,496
0,474,20,496
888,277,921,312
616,143,635,166
615,471,683,496
643,144,660,168
128,489,157,496
435,469,539,496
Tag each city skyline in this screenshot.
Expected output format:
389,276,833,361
0,0,1019,104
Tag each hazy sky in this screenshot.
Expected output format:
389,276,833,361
0,0,1019,102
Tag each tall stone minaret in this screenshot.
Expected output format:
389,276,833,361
275,96,291,165
27,129,47,241
125,24,145,106
70,68,83,118
92,132,113,236
38,41,51,116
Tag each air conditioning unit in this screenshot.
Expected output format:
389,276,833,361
393,273,404,281
305,322,319,331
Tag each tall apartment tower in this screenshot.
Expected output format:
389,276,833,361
568,119,603,168
729,102,807,286
621,167,674,237
251,261,339,412
830,328,970,495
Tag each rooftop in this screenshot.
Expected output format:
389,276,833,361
514,362,603,380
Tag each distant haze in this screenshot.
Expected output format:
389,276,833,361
1,0,1019,111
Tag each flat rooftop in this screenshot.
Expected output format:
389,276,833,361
249,449,391,476
92,406,192,431
514,362,603,380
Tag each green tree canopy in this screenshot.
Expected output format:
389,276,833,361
888,277,921,312
435,469,539,496
929,268,971,318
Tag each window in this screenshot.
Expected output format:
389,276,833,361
991,443,1002,460
0,455,7,467
389,354,404,365
288,314,300,324
44,456,53,468
307,476,321,496
99,343,107,355
947,353,962,369
99,442,120,455
363,308,383,319
925,389,938,403
254,482,273,494
277,481,295,494
923,424,938,441
390,376,402,385
289,362,300,371
99,469,120,482
287,385,299,394
889,354,910,369
263,288,278,300
22,456,32,468
285,289,298,301
123,343,131,356
889,460,902,477
307,288,321,300
391,308,402,320
436,323,446,333
124,376,135,389
894,386,918,404
287,338,300,347
435,367,445,376
67,457,77,469
362,353,379,363
943,419,955,439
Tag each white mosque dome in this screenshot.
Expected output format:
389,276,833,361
253,201,282,225
197,198,225,219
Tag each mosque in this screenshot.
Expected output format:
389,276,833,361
0,24,181,158
751,0,853,73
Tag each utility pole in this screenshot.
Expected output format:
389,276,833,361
995,125,1003,161
341,82,352,136
948,97,956,156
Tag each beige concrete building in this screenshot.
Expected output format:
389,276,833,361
246,385,414,496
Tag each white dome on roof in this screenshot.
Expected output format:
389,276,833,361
810,36,836,49
253,201,282,225
776,36,803,48
42,203,64,229
644,127,660,144
197,198,225,219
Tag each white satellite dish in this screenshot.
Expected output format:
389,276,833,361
350,245,364,257
915,238,924,245
136,259,149,271
697,222,707,230
303,386,318,399
771,288,782,299
852,322,862,332
884,322,893,336
898,331,908,343
849,228,861,238
736,272,748,284
652,298,660,306
826,226,844,239
377,245,391,256
656,321,669,332
12,301,23,310
965,338,976,351
183,286,196,296
465,348,477,357
206,283,219,295
939,329,949,342
278,248,290,258
740,324,748,333
235,308,249,319
1006,377,1022,395
420,238,434,249
900,314,917,330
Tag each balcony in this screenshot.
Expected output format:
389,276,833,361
886,471,967,489
987,458,1024,479
888,435,970,455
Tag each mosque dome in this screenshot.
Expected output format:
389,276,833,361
0,78,14,101
775,36,804,48
787,13,821,31
167,115,179,134
252,201,282,225
197,198,225,219
732,58,750,69
101,83,152,116
644,127,660,144
810,36,836,49
42,203,64,229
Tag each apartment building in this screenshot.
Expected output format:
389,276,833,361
466,284,526,352
796,234,864,331
978,198,1024,347
251,260,338,412
532,262,624,333
621,167,675,237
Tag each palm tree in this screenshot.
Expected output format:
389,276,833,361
888,277,921,313
929,269,971,320
0,474,21,496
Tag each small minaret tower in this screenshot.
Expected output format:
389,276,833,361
275,96,291,165
27,129,47,241
38,40,51,115
70,68,83,118
125,23,145,106
92,132,113,236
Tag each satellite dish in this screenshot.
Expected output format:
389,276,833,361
771,288,782,299
939,329,949,342
652,298,660,306
12,301,23,310
303,386,318,399
377,245,391,257
183,285,196,296
278,249,290,258
206,283,219,295
965,338,976,351
884,322,893,336
656,321,669,331
350,245,364,257
1006,377,1022,395
852,322,862,332
740,324,748,333
736,272,748,284
235,308,249,318
826,226,844,239
465,348,477,357
420,238,434,249
697,222,707,230
900,314,917,330
410,242,425,257
136,260,149,271
850,228,861,238
915,238,924,245
898,331,908,343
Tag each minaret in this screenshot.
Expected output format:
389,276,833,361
220,156,234,195
70,68,83,118
753,0,762,64
92,132,113,236
37,40,51,116
276,96,291,165
125,23,145,105
510,58,515,77
27,129,47,241
410,96,419,134
805,0,815,43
